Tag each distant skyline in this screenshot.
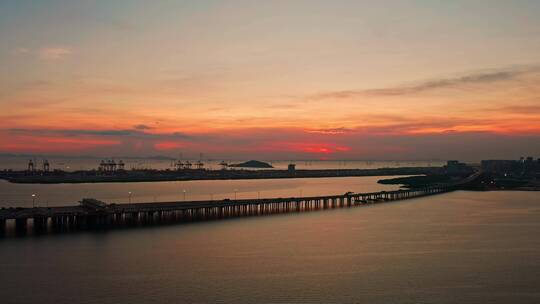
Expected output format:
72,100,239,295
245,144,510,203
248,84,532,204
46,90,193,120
1,1,540,161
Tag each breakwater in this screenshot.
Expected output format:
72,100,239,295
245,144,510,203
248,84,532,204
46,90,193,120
0,166,440,184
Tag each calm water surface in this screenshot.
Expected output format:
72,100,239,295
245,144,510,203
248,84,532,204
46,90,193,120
0,176,404,207
1,191,539,303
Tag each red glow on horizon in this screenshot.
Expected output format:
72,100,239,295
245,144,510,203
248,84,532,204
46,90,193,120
260,141,352,155
154,141,188,150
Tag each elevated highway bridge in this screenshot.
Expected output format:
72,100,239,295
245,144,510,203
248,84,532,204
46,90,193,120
0,172,481,236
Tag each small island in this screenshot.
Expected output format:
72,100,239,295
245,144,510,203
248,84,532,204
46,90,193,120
228,160,274,168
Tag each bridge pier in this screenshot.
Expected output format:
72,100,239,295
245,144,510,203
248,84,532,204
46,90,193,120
66,215,74,230
96,214,107,228
63,216,69,229
75,215,85,230
0,218,5,236
176,210,185,222
55,216,63,231
113,213,122,226
51,216,59,230
15,218,28,235
168,210,175,223
126,212,138,226
181,209,187,221
145,211,153,225
103,214,112,227
93,215,102,228
179,209,186,221
33,216,48,234
86,215,97,228
58,216,68,231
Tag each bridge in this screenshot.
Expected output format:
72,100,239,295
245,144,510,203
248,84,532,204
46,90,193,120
0,172,481,236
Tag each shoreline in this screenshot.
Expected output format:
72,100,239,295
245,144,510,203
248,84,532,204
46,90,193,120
0,167,440,184
378,174,540,191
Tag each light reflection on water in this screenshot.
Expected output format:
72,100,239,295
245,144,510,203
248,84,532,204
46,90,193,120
0,175,405,207
0,191,539,303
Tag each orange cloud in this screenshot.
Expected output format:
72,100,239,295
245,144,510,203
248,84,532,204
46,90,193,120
0,135,119,153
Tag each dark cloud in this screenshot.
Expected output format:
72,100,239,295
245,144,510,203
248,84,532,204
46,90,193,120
6,128,193,140
484,105,540,115
68,129,136,136
171,132,194,139
8,128,137,137
133,124,153,130
364,71,519,96
313,65,540,99
305,127,355,134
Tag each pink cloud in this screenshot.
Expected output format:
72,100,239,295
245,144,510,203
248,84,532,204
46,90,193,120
0,135,119,153
39,47,72,60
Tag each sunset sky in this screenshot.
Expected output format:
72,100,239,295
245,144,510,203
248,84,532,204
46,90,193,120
1,0,540,160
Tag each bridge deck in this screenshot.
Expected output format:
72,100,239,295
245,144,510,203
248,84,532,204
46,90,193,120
0,189,432,220
0,172,482,237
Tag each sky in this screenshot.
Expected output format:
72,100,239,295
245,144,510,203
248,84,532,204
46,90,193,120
1,0,540,161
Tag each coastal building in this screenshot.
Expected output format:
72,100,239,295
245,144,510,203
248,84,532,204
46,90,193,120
445,160,472,176
288,163,296,173
481,157,540,177
27,159,35,172
98,159,124,173
43,159,50,172
481,160,520,175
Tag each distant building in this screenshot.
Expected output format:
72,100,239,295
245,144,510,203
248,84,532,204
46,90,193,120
445,160,472,176
481,160,519,175
27,159,35,172
481,157,540,177
288,163,296,173
98,159,123,173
